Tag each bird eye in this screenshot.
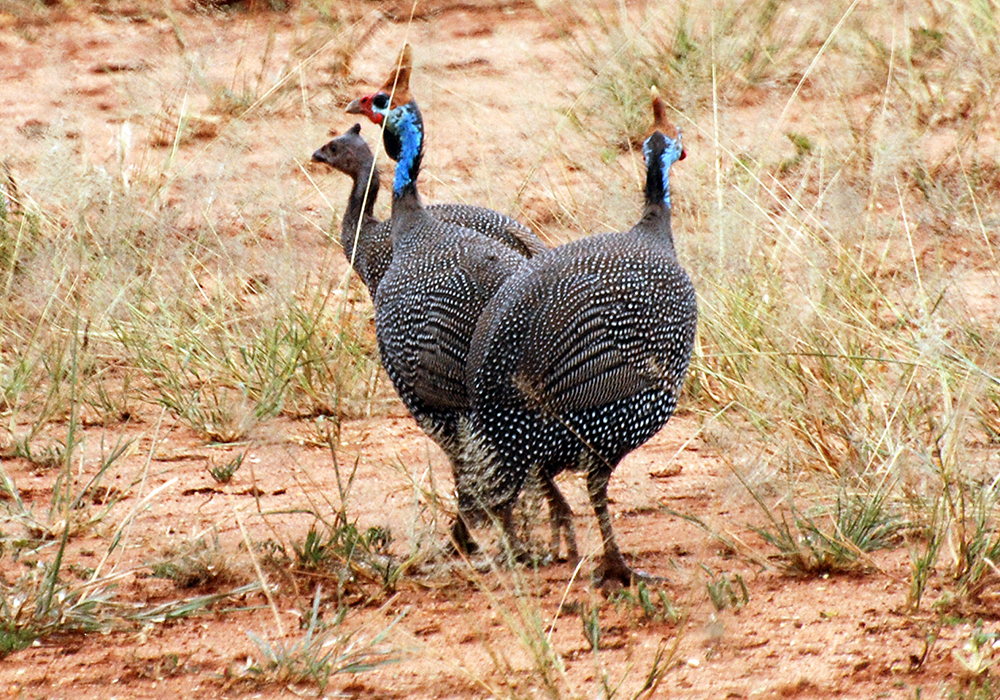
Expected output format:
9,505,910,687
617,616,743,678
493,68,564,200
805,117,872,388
372,93,390,111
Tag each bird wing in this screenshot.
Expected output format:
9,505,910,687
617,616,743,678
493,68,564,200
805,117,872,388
508,269,668,417
409,253,512,411
409,296,475,411
503,220,549,258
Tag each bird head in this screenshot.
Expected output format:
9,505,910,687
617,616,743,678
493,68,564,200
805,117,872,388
345,44,414,127
345,93,384,124
645,87,685,165
311,123,367,173
642,88,685,209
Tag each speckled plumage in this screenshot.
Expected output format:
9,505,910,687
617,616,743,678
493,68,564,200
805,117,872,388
342,46,575,558
463,93,697,585
360,90,567,556
311,123,546,296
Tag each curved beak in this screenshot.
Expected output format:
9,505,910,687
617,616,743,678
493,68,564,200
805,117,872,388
345,97,365,114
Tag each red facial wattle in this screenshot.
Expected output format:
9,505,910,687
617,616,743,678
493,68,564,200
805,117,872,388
345,94,383,124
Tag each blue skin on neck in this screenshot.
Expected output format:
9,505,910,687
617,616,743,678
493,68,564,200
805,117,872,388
643,132,683,209
378,105,422,194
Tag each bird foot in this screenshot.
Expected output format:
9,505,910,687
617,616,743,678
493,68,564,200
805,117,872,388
495,542,546,569
446,518,480,557
549,546,580,567
549,532,580,566
592,557,667,592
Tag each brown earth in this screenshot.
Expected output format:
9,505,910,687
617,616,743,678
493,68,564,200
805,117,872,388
0,1,997,699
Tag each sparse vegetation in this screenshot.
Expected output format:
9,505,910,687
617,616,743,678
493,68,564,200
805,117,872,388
150,533,248,588
1,0,998,695
703,568,750,613
742,478,906,575
244,586,404,693
610,580,681,624
207,452,245,483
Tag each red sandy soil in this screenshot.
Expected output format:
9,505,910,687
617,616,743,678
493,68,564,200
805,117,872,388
0,1,997,699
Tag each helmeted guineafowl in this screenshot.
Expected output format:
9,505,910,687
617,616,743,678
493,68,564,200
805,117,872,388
312,122,547,296
344,46,545,254
462,89,697,586
340,47,575,559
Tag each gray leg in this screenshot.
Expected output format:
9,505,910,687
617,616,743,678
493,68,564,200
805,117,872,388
541,473,578,563
587,467,635,587
498,503,533,565
449,515,479,556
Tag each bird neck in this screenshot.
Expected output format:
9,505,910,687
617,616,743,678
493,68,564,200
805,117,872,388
353,157,380,220
643,135,676,210
388,197,431,254
342,159,380,258
638,133,680,252
389,102,424,199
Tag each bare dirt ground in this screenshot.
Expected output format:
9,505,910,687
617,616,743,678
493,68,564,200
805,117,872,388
1,1,997,698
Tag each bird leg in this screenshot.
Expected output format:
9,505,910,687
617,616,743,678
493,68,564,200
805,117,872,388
541,473,578,563
497,503,535,566
448,515,480,556
587,468,654,588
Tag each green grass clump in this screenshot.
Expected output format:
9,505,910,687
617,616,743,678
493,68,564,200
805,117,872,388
610,581,681,624
245,586,403,693
206,452,244,483
0,563,118,657
947,677,1000,700
744,480,905,575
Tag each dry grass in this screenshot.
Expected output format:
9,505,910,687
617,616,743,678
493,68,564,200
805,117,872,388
1,0,999,695
547,0,1000,602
